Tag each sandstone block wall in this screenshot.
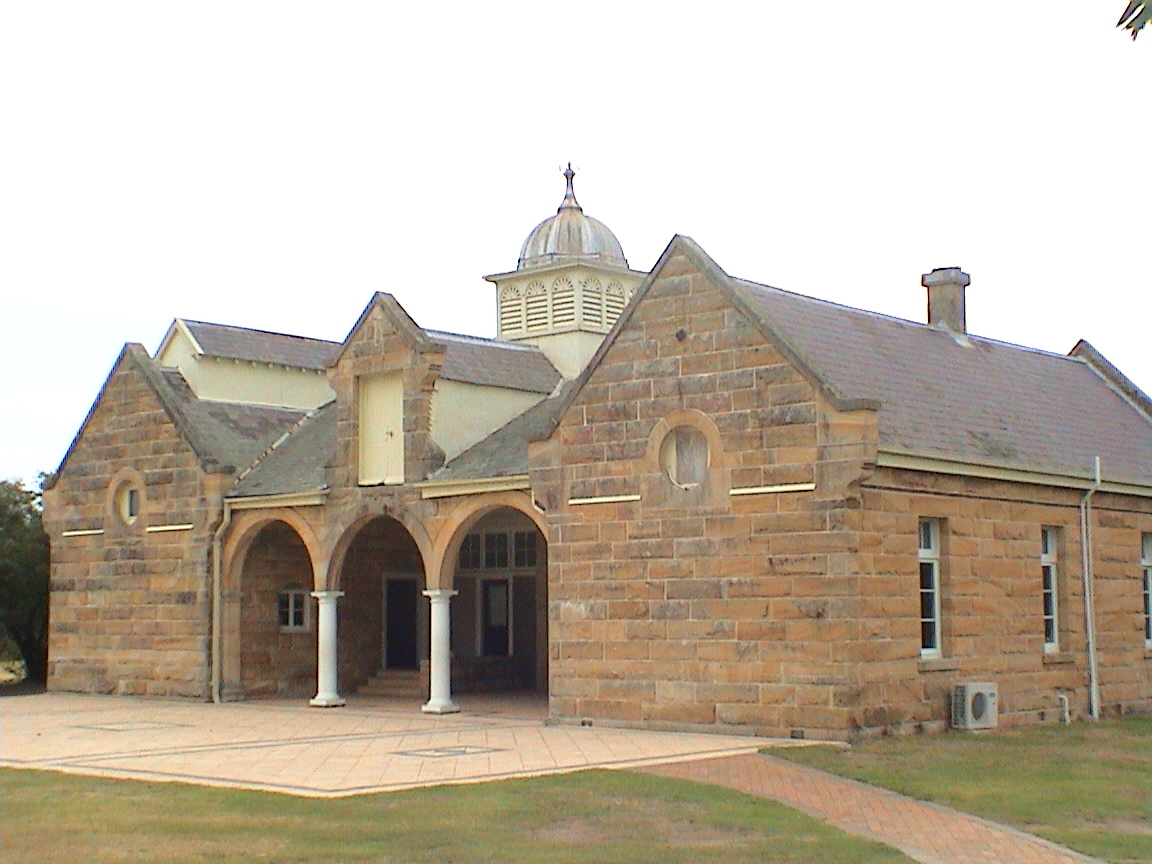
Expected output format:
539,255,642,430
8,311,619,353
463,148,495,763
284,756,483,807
44,355,213,698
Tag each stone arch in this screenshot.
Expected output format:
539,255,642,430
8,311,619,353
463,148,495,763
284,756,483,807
225,508,325,590
326,506,431,694
221,514,320,700
434,491,550,693
323,503,432,592
431,491,547,590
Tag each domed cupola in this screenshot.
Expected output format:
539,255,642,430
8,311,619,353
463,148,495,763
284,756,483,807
517,166,629,270
485,166,646,378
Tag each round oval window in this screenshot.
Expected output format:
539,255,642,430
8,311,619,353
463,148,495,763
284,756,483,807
660,425,709,489
116,483,141,525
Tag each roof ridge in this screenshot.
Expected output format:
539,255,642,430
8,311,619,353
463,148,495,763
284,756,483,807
182,318,341,346
733,277,1087,364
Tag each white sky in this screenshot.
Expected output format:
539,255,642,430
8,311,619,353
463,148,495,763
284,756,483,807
1,3,1149,486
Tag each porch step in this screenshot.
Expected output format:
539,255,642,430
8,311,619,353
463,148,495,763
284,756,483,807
357,668,426,699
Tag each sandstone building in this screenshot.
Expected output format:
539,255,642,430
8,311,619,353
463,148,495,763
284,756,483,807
44,170,1152,738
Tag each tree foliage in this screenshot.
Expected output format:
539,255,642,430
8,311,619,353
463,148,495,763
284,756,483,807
0,480,50,682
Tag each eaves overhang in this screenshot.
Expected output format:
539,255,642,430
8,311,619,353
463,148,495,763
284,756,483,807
875,449,1152,498
224,490,329,509
415,475,531,500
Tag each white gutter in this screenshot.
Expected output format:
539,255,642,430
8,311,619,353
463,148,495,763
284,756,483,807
1079,456,1102,720
876,450,1152,498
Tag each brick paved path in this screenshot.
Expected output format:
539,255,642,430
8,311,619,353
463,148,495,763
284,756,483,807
641,753,1104,864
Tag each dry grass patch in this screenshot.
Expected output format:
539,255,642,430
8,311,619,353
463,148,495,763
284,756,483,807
1,767,916,864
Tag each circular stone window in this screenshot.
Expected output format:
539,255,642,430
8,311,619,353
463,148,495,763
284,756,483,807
660,425,709,489
115,482,142,525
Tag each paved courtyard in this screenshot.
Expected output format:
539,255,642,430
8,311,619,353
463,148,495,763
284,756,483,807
0,691,763,797
1,690,1104,864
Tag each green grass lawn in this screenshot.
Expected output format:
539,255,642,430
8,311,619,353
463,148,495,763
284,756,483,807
777,716,1152,864
0,767,914,864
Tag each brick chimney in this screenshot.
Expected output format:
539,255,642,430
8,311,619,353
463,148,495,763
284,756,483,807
922,267,970,333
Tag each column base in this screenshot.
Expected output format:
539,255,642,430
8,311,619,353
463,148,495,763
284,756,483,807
421,699,460,714
309,694,346,707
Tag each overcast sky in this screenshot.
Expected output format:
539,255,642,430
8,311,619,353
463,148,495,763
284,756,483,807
2,3,1149,486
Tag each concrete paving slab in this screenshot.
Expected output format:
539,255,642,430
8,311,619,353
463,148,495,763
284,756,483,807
0,692,765,798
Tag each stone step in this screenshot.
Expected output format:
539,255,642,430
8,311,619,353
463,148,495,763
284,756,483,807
357,669,425,698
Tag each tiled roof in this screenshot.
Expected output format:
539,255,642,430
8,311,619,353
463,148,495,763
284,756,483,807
429,381,578,482
228,401,336,497
429,331,560,394
731,277,1152,485
183,320,341,370
156,368,308,473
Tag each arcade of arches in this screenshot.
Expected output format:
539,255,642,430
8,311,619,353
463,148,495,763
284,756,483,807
222,502,548,713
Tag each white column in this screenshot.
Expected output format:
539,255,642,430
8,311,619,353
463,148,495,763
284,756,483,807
422,588,459,714
310,590,345,707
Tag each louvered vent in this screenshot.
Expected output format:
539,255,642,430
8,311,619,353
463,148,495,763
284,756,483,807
499,285,524,335
552,278,576,326
525,281,548,331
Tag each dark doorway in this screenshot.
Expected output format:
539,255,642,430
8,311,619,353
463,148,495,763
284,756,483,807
385,579,418,669
481,579,510,657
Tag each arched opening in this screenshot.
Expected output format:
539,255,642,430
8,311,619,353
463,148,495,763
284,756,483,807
449,507,548,694
238,520,317,698
334,515,427,697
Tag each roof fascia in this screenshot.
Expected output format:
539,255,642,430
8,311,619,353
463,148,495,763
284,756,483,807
484,260,648,283
224,490,328,509
1069,340,1152,425
332,292,448,367
876,449,1152,498
154,318,204,364
414,475,531,499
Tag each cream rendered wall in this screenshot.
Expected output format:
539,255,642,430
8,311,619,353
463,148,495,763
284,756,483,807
358,371,404,485
156,329,333,410
526,331,607,379
431,380,544,463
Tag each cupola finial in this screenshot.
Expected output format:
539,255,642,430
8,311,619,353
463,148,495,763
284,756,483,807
559,162,580,212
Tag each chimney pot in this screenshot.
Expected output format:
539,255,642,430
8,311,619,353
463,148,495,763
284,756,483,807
922,267,970,333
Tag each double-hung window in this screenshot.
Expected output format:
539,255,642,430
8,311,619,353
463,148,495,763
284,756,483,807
278,589,309,632
1142,534,1152,649
919,519,942,658
1041,527,1059,653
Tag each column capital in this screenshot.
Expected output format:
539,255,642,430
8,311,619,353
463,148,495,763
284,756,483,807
422,588,459,601
310,590,345,601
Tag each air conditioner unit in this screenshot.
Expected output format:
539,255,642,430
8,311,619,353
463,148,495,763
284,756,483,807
951,682,998,730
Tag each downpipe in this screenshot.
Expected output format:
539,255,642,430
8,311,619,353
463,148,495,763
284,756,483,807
210,499,234,704
1079,457,1101,721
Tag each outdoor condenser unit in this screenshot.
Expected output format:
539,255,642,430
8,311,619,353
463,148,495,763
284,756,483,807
951,682,998,730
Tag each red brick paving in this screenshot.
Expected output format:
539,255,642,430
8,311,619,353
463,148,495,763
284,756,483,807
640,753,1103,864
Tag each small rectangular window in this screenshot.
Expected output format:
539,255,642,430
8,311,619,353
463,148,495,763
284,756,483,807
278,590,309,632
1041,527,1059,653
513,531,538,568
1142,534,1152,649
918,519,941,658
484,533,509,569
459,534,481,570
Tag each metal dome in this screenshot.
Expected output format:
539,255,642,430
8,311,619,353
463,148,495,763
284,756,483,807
517,166,628,270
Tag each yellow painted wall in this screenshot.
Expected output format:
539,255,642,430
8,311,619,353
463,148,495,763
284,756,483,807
432,380,544,463
156,328,334,410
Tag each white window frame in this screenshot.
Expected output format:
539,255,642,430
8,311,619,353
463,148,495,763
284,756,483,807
1041,527,1060,653
918,518,942,659
278,589,310,633
1142,534,1152,649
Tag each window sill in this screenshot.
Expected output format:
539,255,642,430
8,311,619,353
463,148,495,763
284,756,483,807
1042,651,1075,665
918,657,960,673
